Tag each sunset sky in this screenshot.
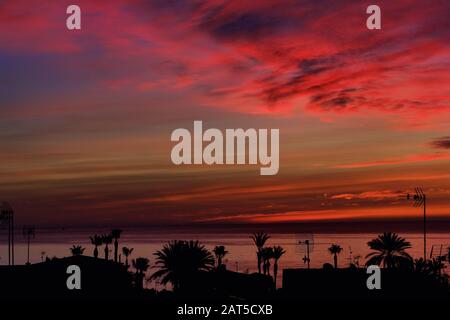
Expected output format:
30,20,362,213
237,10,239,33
1,0,449,226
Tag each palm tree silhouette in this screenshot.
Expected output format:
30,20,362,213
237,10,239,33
70,245,86,256
151,240,214,291
111,229,123,263
122,246,134,269
102,234,113,260
328,244,343,268
132,257,150,290
414,258,429,274
213,245,228,269
22,226,35,264
414,257,445,280
261,247,274,276
427,258,445,277
89,234,102,259
250,232,270,274
366,232,413,268
272,246,285,288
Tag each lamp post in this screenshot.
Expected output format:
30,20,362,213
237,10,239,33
0,201,15,266
406,188,426,259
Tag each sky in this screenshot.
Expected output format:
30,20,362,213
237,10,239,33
0,0,449,227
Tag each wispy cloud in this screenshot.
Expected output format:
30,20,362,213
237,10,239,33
330,190,403,200
334,153,450,169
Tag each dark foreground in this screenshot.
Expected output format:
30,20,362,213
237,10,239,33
1,256,448,318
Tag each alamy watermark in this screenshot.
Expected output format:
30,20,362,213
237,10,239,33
170,121,279,175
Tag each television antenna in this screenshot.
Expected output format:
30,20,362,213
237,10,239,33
296,234,332,269
295,234,314,269
405,187,427,259
430,244,449,261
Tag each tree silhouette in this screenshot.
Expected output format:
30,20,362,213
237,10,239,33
414,258,428,273
366,232,413,268
272,246,286,288
132,257,150,290
448,247,450,264
328,244,343,268
414,257,446,282
89,234,102,259
427,258,446,278
22,226,35,264
70,245,86,256
122,246,134,269
111,229,123,263
151,240,214,291
261,247,274,276
213,245,228,269
250,232,270,274
102,234,113,260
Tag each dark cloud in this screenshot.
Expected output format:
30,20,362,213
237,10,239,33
257,55,344,104
298,57,337,76
430,137,450,149
209,13,284,40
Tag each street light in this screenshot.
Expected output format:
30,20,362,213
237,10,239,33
0,201,15,265
406,188,427,259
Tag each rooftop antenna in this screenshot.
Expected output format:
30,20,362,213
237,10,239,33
296,234,334,269
299,240,312,269
296,234,314,269
406,187,427,259
430,244,448,260
0,201,15,265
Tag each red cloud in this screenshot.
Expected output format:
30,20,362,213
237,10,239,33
334,153,450,169
1,0,449,127
330,190,403,200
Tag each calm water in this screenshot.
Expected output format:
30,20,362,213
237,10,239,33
1,230,449,288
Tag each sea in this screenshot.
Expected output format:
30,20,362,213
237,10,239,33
1,229,449,288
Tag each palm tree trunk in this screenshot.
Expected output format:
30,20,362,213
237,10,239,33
218,256,222,267
257,251,262,273
274,262,278,287
114,239,118,262
104,245,109,260
334,254,338,268
93,246,98,259
125,256,129,269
